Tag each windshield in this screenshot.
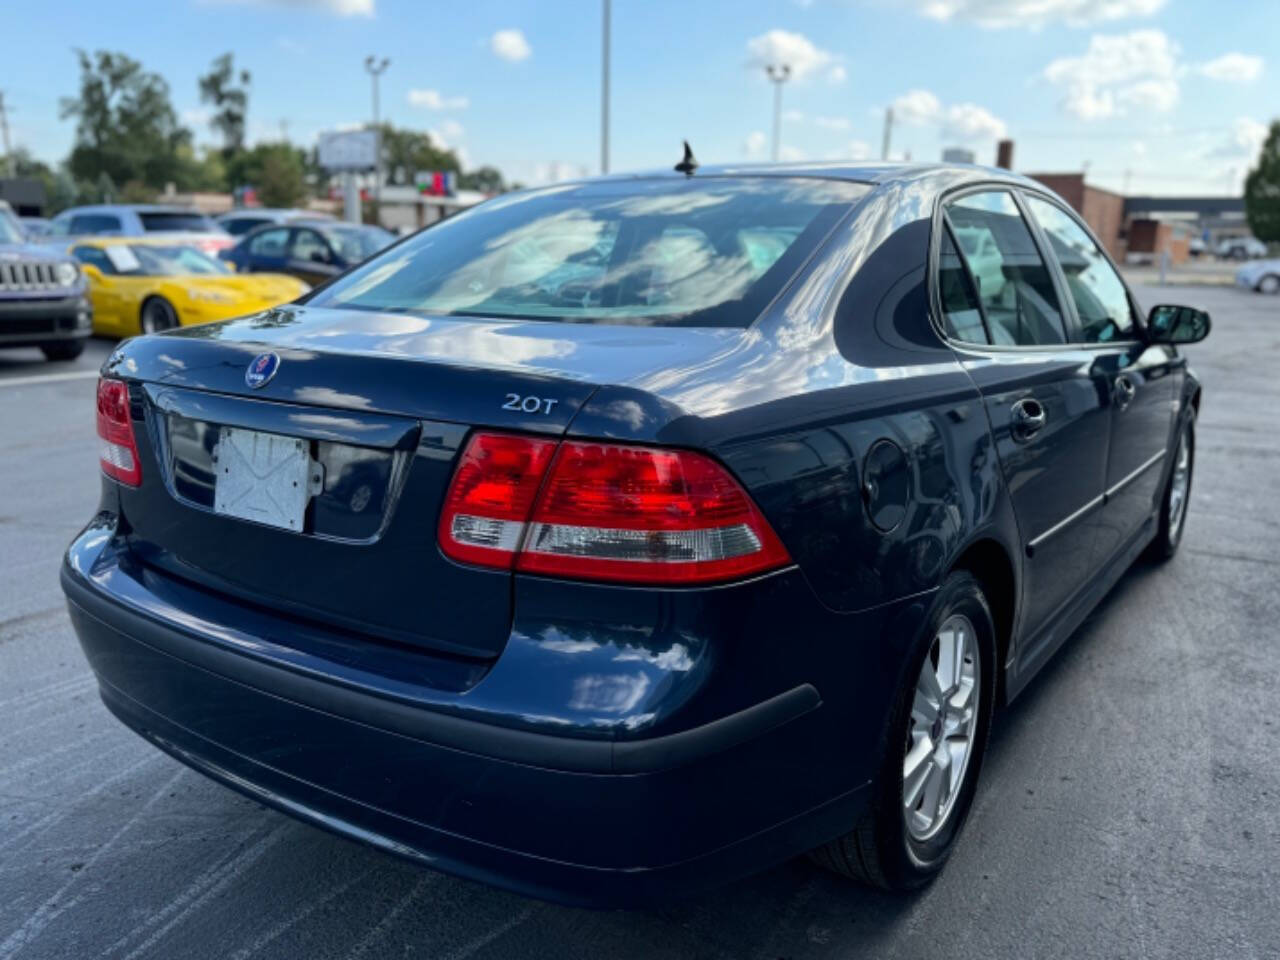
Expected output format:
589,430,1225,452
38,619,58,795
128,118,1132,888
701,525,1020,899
309,177,867,327
0,210,24,244
139,211,219,233
108,244,231,276
320,226,394,262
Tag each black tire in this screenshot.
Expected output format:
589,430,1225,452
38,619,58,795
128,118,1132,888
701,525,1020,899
140,297,178,335
40,340,85,362
1258,274,1280,295
1147,414,1195,562
810,571,996,891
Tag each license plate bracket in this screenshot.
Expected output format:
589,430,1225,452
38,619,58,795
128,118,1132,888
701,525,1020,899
212,426,323,532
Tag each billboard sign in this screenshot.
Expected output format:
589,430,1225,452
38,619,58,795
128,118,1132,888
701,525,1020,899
318,130,379,171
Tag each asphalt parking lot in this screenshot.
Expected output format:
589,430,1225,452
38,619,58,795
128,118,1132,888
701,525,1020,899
2,283,1278,960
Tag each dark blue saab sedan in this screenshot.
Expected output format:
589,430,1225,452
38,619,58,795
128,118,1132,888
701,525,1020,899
62,160,1209,905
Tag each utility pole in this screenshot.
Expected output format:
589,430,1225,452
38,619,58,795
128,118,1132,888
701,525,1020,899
364,55,390,224
765,64,791,163
601,0,611,174
0,92,12,177
880,106,893,160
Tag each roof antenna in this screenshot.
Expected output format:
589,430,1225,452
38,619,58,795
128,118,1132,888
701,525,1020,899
674,140,698,175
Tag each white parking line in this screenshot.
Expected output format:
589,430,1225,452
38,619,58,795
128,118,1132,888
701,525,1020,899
0,369,100,389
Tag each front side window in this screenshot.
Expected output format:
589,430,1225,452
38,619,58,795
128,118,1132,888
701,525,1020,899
248,228,289,257
72,246,117,274
309,177,868,327
1024,195,1136,343
944,191,1067,346
291,229,332,263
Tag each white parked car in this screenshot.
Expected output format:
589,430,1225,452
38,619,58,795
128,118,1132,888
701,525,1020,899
1217,236,1268,260
1235,259,1280,294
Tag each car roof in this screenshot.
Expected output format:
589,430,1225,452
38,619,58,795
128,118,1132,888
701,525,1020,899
542,160,1045,192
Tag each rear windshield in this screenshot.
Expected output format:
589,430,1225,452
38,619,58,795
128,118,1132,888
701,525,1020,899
140,212,218,233
309,177,868,327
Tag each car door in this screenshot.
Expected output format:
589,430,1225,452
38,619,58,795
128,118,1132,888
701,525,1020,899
1022,193,1179,561
937,189,1112,659
242,227,291,274
286,228,343,285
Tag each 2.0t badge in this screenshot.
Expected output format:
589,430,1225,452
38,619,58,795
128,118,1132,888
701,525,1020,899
245,352,281,389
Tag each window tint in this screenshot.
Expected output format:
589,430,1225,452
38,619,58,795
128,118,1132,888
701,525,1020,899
223,217,271,236
290,229,332,262
72,246,116,274
69,214,123,235
248,228,289,257
938,226,988,344
1024,196,1136,343
945,191,1067,346
139,212,217,232
309,177,869,327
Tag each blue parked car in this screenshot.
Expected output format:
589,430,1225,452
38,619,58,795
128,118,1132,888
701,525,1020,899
63,161,1209,904
0,201,91,360
220,221,395,286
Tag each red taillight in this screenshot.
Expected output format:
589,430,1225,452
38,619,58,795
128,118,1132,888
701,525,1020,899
438,432,558,569
439,432,791,585
96,378,142,487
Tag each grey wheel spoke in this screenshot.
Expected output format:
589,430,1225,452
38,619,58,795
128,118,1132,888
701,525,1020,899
903,739,933,809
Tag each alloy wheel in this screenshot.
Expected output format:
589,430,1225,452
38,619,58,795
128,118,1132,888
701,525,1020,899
141,300,176,334
903,613,980,842
1168,423,1191,542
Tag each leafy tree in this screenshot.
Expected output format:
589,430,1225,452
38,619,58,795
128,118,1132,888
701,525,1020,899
378,125,461,185
227,143,307,207
60,50,191,191
1244,120,1280,245
457,165,505,193
198,53,251,157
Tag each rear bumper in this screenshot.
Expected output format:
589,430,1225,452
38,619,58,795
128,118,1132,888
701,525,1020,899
61,521,890,906
0,293,92,345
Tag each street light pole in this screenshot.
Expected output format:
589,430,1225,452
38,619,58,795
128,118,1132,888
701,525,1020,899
765,64,791,163
601,0,611,174
364,55,390,224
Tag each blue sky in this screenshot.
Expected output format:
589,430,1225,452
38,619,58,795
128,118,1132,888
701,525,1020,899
4,0,1276,194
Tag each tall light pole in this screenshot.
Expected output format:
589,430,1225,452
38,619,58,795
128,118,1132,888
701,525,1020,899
765,64,791,163
364,55,390,223
601,0,611,174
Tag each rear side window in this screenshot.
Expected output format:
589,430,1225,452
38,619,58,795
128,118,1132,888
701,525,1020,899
1024,195,1136,343
944,191,1067,346
938,226,988,344
309,177,869,328
69,214,123,235
140,212,217,232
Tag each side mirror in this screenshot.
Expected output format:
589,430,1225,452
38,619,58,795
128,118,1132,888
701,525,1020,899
1147,304,1210,345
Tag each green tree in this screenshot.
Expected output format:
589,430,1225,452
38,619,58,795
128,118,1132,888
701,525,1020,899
59,50,191,191
378,125,461,185
1244,120,1280,245
457,165,505,193
198,53,251,158
226,143,307,207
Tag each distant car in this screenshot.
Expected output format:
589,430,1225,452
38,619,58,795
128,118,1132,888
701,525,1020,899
0,203,91,360
1188,237,1206,258
1216,236,1268,260
215,208,335,237
68,237,309,336
44,204,234,257
221,221,395,286
1235,259,1280,294
20,216,51,238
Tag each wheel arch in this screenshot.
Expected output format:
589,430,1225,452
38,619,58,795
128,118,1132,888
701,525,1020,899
946,536,1017,705
138,291,180,332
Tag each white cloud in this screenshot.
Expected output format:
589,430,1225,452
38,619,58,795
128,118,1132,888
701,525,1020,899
814,115,851,131
745,30,835,82
890,89,1007,141
1197,53,1264,84
1043,29,1179,120
911,0,1164,28
1206,117,1268,159
827,65,848,85
743,130,768,158
406,89,469,110
491,29,531,62
438,119,465,140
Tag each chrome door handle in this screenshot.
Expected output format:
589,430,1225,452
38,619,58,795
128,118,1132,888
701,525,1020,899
1114,375,1137,411
1011,398,1047,442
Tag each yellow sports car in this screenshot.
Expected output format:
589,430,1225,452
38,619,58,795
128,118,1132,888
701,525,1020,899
69,237,309,337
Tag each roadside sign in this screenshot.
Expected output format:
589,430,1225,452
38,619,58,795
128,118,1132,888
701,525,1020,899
318,130,379,171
